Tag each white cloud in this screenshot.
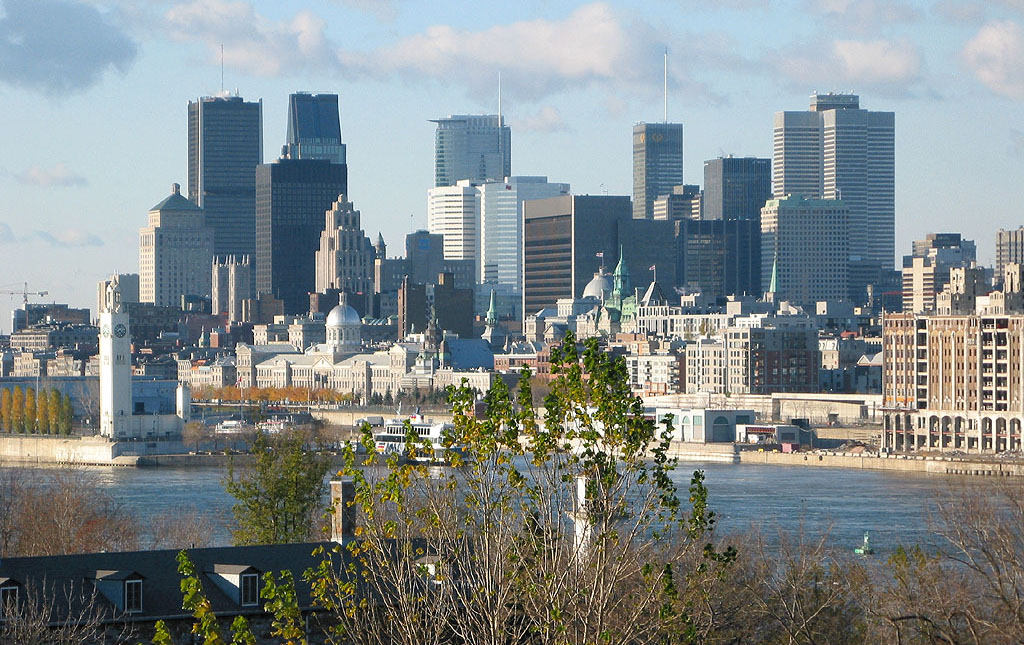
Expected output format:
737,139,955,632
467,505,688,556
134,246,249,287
513,106,568,133
0,0,137,94
164,0,338,76
772,38,922,95
15,163,87,188
963,21,1024,99
343,3,707,101
804,0,919,30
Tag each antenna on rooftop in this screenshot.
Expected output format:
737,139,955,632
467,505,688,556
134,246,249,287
663,47,668,123
497,71,502,125
220,44,224,93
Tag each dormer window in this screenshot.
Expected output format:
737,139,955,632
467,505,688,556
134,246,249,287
124,579,142,613
240,573,259,606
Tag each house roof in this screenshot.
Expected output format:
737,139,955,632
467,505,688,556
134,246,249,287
0,542,339,624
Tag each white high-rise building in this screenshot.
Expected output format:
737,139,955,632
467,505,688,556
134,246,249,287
428,180,480,277
761,195,850,305
212,256,253,323
139,183,215,307
479,176,570,290
773,93,894,296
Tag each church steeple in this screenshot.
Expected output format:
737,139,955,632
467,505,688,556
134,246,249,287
485,288,498,327
612,244,630,298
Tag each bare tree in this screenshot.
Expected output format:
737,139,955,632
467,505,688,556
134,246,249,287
0,580,134,644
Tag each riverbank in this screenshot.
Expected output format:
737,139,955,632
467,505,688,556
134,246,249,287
666,441,1024,477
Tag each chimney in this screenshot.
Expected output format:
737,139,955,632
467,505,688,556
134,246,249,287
330,479,357,543
171,182,181,196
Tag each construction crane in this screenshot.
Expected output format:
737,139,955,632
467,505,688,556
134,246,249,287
0,282,48,306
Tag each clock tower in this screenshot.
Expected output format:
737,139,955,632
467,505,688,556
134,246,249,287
99,276,132,439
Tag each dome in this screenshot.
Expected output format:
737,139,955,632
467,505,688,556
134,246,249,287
582,272,611,300
326,303,361,327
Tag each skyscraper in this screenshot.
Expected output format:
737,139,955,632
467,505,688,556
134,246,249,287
427,180,480,277
282,92,346,164
760,195,849,305
315,196,375,296
431,115,510,187
702,156,771,221
187,95,263,258
478,176,570,291
255,159,347,314
997,227,1024,279
139,183,215,307
632,122,684,220
772,93,894,300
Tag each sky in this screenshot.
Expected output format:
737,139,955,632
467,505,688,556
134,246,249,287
1,0,1023,331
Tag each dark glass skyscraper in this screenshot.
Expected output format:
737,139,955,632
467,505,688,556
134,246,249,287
187,95,263,258
255,159,347,314
282,92,346,164
702,156,771,221
431,115,511,187
632,122,683,220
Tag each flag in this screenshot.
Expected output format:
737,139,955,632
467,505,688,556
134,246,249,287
596,252,604,258
649,265,656,271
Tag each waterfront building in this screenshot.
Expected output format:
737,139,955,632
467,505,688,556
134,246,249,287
522,195,631,315
773,93,894,301
431,114,510,187
314,196,375,296
626,352,685,397
702,156,771,221
427,180,479,277
255,158,347,314
478,176,569,290
996,226,1024,280
187,94,263,258
139,183,215,307
633,122,684,220
282,92,346,164
760,195,849,305
8,323,98,352
211,256,253,323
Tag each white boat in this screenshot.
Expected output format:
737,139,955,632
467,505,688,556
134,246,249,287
373,414,461,463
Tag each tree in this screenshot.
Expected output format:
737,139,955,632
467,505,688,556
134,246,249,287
224,431,331,546
59,392,73,434
11,387,23,433
312,332,736,644
48,389,60,435
183,421,208,453
35,389,49,435
23,388,35,434
0,388,10,432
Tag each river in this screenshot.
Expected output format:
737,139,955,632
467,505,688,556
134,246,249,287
15,459,954,554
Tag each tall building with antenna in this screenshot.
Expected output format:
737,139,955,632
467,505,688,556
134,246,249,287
632,122,684,220
187,94,263,259
431,114,511,187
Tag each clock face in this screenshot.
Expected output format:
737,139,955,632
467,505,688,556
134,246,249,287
101,326,111,338
114,323,127,338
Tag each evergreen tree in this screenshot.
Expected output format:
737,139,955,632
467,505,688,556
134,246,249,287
36,389,49,435
11,387,24,433
23,388,35,434
0,388,10,433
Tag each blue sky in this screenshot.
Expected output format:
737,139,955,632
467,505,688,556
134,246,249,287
1,0,1023,330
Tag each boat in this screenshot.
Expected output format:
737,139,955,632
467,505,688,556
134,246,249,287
854,531,874,555
372,414,462,463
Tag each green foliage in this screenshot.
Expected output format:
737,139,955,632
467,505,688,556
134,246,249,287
0,388,10,432
151,620,174,645
23,388,35,434
224,432,331,545
261,570,306,645
48,389,60,434
59,392,73,434
35,389,49,435
11,387,23,433
177,550,228,645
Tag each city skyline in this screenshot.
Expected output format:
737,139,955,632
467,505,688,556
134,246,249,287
2,0,1024,328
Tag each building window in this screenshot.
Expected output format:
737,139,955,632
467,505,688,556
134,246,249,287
0,585,18,616
124,579,142,613
240,573,259,606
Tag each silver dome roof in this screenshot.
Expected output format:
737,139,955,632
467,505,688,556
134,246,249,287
326,303,361,327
